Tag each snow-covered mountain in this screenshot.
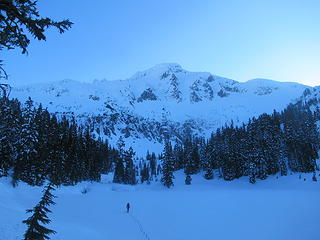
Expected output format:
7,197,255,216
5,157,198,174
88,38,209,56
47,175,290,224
297,86,320,110
11,63,309,152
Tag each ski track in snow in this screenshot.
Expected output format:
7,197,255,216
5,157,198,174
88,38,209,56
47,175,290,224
129,213,151,240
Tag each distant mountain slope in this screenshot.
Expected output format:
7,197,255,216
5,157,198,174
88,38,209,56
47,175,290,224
297,86,320,110
10,63,309,152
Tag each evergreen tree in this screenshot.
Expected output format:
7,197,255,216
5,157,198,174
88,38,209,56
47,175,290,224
113,156,125,184
173,142,184,170
22,183,57,240
47,115,64,185
16,97,41,185
204,168,213,180
0,97,21,176
149,152,157,177
140,162,150,184
161,141,175,188
123,147,136,185
189,144,201,174
185,175,192,185
248,162,256,184
312,173,317,182
113,137,126,184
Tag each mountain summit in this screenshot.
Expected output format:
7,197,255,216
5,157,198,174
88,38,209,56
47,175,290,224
11,64,309,152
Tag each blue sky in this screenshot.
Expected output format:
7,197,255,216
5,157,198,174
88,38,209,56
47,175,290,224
2,0,320,86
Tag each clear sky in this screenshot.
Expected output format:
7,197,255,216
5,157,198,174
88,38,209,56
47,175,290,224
2,0,320,86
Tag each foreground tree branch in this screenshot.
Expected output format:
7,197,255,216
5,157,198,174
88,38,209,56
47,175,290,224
0,0,73,96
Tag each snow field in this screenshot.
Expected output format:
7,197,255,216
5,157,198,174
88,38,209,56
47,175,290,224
1,172,320,240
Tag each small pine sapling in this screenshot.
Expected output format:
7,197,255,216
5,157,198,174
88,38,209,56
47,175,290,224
185,175,192,185
312,173,317,182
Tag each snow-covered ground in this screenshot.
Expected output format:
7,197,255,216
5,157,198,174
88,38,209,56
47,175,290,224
1,172,320,240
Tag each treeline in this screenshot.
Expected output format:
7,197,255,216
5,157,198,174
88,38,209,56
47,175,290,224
112,138,161,185
0,97,161,187
1,96,319,188
0,97,116,186
161,103,319,187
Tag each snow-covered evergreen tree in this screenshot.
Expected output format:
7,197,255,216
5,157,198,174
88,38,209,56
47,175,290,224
161,141,175,188
185,174,192,185
124,147,136,185
23,183,57,240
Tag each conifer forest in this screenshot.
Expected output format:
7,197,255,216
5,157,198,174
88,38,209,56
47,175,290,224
1,96,318,188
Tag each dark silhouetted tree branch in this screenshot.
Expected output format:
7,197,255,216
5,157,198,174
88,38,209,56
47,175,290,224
0,0,73,96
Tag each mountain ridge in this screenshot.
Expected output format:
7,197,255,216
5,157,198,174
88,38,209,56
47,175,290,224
10,63,311,154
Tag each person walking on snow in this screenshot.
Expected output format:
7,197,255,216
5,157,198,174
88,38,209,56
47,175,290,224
126,202,130,213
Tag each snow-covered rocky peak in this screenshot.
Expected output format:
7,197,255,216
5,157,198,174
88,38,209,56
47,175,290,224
296,86,320,110
10,64,311,151
131,63,186,81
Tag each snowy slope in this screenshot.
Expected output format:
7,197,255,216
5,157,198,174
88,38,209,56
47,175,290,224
298,86,320,110
10,63,309,152
1,172,320,240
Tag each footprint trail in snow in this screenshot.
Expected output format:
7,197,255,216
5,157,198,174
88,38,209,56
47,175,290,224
129,213,151,240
